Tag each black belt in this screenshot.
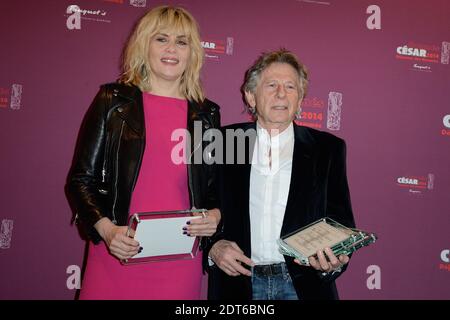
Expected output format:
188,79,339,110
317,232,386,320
253,263,286,276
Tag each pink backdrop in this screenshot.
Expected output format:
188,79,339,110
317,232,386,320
1,0,449,299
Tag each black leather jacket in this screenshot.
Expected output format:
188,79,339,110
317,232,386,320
66,83,220,244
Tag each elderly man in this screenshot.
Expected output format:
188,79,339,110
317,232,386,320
206,49,355,300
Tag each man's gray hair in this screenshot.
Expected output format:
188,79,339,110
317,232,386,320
241,49,309,115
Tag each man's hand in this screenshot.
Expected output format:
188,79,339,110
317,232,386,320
294,247,349,273
209,240,254,276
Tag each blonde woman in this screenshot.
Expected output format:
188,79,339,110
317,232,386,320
67,6,221,299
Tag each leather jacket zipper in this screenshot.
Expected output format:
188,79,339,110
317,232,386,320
187,163,195,208
111,120,125,224
99,135,110,194
188,124,204,208
130,130,145,194
101,135,110,184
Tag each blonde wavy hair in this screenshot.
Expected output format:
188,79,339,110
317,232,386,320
119,5,205,102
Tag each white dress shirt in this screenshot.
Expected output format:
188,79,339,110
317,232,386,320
250,122,294,264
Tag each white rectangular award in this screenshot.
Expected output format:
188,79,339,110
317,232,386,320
121,209,205,265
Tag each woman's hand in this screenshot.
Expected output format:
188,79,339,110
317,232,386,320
94,217,140,260
184,208,221,237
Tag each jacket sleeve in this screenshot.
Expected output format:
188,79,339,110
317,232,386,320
203,124,227,273
201,105,223,272
65,85,111,243
204,102,221,210
321,137,356,282
202,164,226,273
326,138,355,228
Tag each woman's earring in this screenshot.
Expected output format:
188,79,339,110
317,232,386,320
295,108,302,120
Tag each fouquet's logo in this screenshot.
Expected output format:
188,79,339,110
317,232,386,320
396,174,434,194
412,64,431,72
65,4,110,29
201,37,234,60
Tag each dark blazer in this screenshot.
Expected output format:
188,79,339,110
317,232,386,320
207,122,355,300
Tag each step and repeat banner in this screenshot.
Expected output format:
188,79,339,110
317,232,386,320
0,0,449,299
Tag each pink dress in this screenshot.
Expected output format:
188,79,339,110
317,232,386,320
79,93,202,300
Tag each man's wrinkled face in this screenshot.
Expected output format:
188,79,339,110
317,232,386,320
246,62,302,131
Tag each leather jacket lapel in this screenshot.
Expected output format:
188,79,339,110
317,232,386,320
281,124,317,236
113,85,144,135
